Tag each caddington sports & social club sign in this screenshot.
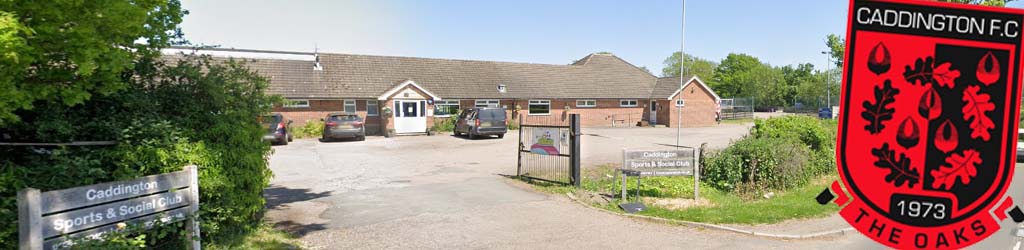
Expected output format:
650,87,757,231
820,0,1024,249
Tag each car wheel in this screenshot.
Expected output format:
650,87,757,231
497,134,504,139
281,138,288,145
359,136,366,141
469,133,477,140
288,133,293,142
454,131,461,136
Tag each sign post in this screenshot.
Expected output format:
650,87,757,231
829,1,1024,249
18,166,201,250
619,148,698,202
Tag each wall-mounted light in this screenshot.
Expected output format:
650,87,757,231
497,84,507,93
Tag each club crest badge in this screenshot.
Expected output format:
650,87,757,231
824,0,1024,249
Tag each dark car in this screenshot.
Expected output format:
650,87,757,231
453,107,507,139
261,113,293,145
322,113,366,141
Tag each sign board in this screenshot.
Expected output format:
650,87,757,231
18,166,201,250
528,127,565,156
621,149,696,176
834,1,1024,249
618,148,700,202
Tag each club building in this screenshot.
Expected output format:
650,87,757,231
163,47,721,136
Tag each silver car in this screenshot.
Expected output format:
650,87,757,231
322,113,366,141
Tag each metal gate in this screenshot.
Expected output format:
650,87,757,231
517,114,580,186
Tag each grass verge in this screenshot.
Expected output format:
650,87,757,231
207,223,305,250
519,164,838,225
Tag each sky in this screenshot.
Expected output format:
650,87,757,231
179,0,1024,76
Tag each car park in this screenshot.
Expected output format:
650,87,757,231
261,113,293,145
453,107,508,139
322,112,366,141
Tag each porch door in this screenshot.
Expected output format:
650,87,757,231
649,101,658,124
394,100,427,134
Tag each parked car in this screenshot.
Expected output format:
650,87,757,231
453,107,507,139
261,113,293,145
322,112,366,141
1018,128,1024,162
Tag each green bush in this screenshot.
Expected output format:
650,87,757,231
432,118,456,132
507,119,520,130
292,120,324,139
0,54,275,249
703,137,811,193
703,116,837,194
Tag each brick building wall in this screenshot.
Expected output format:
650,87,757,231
660,82,718,127
434,99,648,127
273,99,384,135
274,84,719,137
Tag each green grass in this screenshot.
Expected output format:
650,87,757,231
636,176,838,224
207,224,304,250
519,165,839,225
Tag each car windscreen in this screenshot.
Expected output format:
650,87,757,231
329,115,361,122
260,115,281,125
478,109,506,121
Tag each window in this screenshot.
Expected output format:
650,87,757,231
619,99,638,107
283,99,310,108
475,99,500,108
676,99,685,107
528,100,550,115
434,100,460,117
344,100,356,113
367,100,379,116
576,100,596,108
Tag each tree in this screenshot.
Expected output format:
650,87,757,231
711,53,786,107
779,63,817,107
825,34,845,68
661,51,717,80
822,0,1015,69
0,1,185,125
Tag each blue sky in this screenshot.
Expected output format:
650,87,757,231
179,0,1024,76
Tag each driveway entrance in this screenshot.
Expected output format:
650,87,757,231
265,124,871,249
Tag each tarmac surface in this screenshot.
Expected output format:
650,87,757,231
265,123,889,249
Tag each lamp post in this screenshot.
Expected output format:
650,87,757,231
821,51,832,110
677,0,686,148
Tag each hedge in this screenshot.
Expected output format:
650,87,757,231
0,54,276,249
703,116,837,194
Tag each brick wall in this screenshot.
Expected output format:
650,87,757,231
273,99,384,135
431,98,650,127
663,82,718,127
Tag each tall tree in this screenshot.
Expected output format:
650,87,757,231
711,53,786,107
0,1,186,124
825,34,845,68
661,51,717,80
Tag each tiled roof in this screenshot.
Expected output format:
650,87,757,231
651,76,690,99
652,75,720,101
163,48,666,100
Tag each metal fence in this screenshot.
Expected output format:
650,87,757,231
720,97,754,120
517,114,580,186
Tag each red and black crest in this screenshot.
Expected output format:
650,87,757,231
830,0,1024,249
